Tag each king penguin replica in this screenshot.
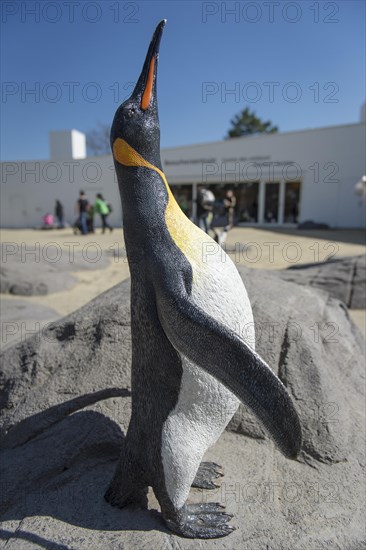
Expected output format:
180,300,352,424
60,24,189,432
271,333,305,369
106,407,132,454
105,20,302,538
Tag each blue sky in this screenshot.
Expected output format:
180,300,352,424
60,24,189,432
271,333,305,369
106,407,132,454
1,0,365,160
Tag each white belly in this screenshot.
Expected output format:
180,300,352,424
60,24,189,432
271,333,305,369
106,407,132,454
161,245,255,509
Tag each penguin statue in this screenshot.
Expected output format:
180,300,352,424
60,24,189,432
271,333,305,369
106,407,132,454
105,20,302,538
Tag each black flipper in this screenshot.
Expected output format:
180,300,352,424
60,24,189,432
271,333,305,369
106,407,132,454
156,290,302,459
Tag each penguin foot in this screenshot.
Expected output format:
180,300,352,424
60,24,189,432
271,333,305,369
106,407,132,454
165,502,235,539
191,461,224,489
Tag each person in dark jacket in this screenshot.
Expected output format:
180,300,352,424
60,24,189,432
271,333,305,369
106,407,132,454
75,191,89,235
215,189,237,247
54,200,64,229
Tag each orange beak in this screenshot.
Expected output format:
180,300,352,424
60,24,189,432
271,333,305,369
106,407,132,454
130,19,166,112
141,56,155,111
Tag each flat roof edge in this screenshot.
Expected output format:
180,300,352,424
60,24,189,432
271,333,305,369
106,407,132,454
161,122,366,152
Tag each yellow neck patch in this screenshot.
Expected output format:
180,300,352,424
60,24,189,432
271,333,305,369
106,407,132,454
113,138,206,265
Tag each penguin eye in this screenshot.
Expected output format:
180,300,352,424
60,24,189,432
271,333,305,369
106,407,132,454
126,108,136,118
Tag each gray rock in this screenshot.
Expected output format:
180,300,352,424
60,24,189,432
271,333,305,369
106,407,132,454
277,255,366,309
10,281,48,296
235,266,365,465
0,298,60,350
0,270,365,548
298,220,330,229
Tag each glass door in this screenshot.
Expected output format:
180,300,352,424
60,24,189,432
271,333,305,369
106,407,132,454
284,181,301,223
264,182,280,223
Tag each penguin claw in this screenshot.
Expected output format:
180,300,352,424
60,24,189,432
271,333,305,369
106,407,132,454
210,462,223,471
186,502,226,513
191,461,224,489
166,502,235,539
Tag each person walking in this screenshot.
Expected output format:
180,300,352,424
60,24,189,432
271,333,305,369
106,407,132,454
54,200,64,229
42,213,54,229
196,186,215,234
87,203,95,234
95,193,113,234
75,191,89,235
216,189,237,247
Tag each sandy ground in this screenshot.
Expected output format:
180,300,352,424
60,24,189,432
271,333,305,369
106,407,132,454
226,226,365,269
1,226,365,337
1,228,130,317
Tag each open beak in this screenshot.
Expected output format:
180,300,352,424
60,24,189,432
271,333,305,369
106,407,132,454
132,19,166,111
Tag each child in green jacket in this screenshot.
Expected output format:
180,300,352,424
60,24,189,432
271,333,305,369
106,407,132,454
95,193,113,234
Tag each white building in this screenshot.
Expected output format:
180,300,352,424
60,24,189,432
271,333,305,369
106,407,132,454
1,122,365,228
48,129,86,161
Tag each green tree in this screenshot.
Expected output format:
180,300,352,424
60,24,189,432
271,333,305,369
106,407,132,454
226,107,278,138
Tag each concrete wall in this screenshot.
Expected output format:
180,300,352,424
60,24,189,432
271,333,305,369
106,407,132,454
49,129,86,160
1,123,365,228
0,155,121,228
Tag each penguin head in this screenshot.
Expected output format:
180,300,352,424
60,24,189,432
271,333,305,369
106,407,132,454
111,20,166,168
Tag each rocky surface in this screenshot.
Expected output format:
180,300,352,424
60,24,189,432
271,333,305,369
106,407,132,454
0,243,110,296
276,255,365,309
0,269,365,549
0,298,60,351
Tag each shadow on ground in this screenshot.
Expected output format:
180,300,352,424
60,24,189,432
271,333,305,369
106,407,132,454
0,399,168,541
0,529,74,550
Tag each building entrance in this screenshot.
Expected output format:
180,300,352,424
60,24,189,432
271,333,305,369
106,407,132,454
170,184,193,218
264,182,280,223
173,181,301,226
284,181,301,223
204,182,259,223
